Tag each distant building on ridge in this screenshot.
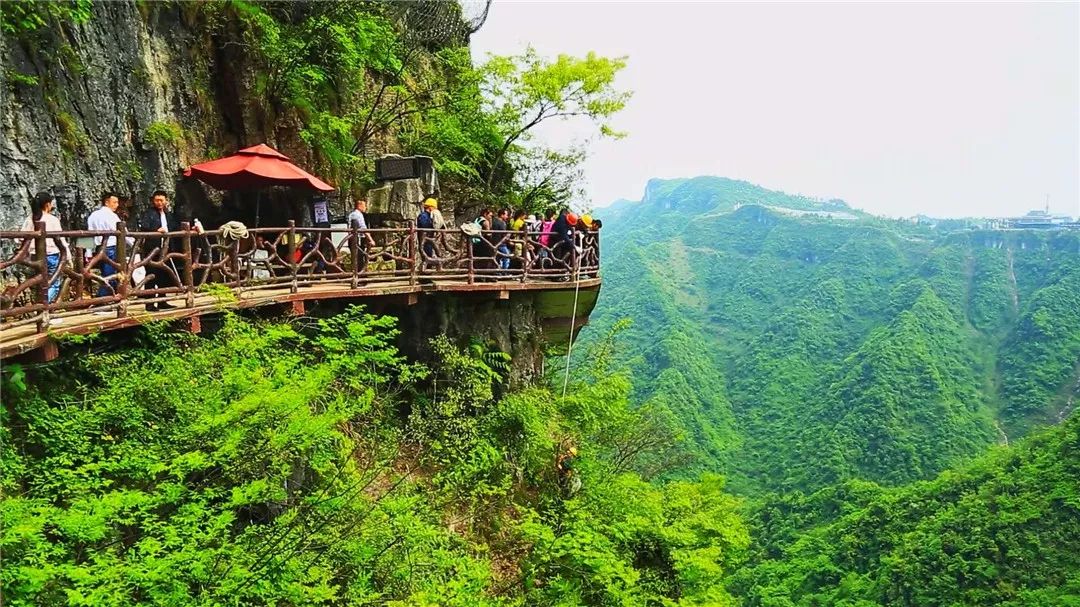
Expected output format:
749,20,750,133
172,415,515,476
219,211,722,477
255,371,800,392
1004,208,1072,229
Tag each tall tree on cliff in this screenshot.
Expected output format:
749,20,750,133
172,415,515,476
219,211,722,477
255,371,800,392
480,48,630,202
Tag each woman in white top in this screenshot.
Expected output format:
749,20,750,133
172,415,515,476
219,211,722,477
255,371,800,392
20,191,69,304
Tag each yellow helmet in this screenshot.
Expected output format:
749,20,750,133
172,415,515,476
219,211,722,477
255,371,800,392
581,214,593,228
423,197,438,209
568,446,578,456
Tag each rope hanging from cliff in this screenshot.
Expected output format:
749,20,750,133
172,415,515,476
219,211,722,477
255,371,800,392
561,252,583,399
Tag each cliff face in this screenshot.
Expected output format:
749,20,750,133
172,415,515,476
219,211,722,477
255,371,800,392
0,1,416,231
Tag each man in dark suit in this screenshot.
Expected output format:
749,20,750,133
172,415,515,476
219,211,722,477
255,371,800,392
137,189,181,311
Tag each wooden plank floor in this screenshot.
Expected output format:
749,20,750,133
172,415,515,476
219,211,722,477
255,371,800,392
1,277,601,359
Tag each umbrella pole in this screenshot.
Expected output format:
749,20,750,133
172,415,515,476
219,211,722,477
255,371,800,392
255,192,261,228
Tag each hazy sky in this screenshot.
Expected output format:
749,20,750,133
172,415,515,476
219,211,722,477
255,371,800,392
471,1,1079,218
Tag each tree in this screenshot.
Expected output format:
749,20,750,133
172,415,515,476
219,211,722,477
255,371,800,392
480,48,630,195
511,145,587,212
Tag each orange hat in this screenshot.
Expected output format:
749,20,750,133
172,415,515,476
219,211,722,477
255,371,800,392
567,213,578,226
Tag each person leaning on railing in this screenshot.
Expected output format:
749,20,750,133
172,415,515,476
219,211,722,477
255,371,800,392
19,191,69,305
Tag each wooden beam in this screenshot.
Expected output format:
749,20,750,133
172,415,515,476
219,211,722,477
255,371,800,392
289,300,305,316
497,290,510,300
183,315,202,334
27,338,59,363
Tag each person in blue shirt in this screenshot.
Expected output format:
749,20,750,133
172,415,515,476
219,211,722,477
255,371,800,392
416,198,437,267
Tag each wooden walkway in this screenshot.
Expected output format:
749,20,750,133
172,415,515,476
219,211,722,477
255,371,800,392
0,276,602,360
1,222,601,360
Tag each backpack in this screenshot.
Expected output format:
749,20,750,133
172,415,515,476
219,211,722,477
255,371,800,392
416,210,434,230
471,216,487,244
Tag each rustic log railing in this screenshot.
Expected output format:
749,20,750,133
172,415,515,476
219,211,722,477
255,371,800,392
0,222,600,334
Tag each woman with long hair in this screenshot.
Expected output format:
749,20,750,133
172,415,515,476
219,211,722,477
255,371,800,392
20,191,69,305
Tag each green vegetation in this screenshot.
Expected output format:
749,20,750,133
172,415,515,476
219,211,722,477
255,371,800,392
215,1,627,208
3,68,39,88
731,414,1080,606
56,111,89,155
586,177,1080,495
0,0,91,36
480,48,629,205
1,310,747,605
143,121,185,150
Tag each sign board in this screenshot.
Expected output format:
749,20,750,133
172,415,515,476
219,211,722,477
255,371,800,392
312,198,329,225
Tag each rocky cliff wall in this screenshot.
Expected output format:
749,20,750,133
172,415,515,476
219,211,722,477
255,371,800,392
0,1,367,232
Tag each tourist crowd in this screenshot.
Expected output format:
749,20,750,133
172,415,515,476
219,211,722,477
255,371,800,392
14,190,600,316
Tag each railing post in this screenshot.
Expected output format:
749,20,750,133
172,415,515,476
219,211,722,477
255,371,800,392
116,221,129,318
522,233,530,284
467,235,475,285
181,222,195,307
349,228,359,289
73,245,85,303
574,237,581,283
230,239,240,290
408,222,417,286
34,221,48,332
286,220,298,293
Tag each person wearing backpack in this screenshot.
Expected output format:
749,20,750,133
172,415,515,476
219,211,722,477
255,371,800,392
471,208,494,275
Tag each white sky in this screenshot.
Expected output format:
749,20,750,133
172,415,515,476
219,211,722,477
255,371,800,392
471,1,1080,218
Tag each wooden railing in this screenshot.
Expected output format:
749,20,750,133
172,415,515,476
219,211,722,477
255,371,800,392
0,221,600,333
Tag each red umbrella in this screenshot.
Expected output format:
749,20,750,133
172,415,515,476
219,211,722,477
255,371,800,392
183,144,334,192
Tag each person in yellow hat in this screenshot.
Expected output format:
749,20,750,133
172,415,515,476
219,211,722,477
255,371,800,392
581,214,593,229
556,441,581,496
423,197,447,230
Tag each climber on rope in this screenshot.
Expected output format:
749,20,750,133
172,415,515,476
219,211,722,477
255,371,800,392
556,442,581,497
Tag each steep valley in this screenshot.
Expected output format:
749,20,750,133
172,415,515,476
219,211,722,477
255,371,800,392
586,176,1080,495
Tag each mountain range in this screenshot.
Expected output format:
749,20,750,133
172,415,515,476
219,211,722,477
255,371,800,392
584,176,1080,496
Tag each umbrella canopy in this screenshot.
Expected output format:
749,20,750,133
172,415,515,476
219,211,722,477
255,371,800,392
183,144,334,192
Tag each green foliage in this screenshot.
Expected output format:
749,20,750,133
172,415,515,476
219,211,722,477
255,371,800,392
113,157,145,182
585,176,1080,495
521,473,748,607
143,120,185,150
999,268,1080,432
1,308,452,605
479,47,631,200
731,414,1080,606
0,0,91,36
3,68,39,88
55,111,88,155
2,308,749,605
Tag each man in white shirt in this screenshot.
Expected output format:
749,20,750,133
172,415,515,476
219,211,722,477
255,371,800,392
347,199,376,274
86,191,134,298
20,191,69,304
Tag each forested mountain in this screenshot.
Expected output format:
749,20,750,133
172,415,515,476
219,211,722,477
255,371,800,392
586,176,1080,495
732,412,1080,606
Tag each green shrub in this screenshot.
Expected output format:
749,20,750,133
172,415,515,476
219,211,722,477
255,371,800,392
144,120,185,149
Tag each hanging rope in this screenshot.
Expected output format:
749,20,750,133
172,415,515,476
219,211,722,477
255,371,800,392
561,248,582,399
